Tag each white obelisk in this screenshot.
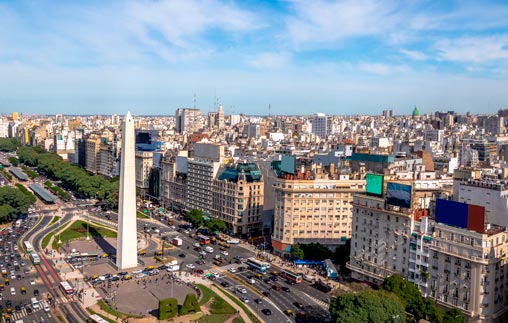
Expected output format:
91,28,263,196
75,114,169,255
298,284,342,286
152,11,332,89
116,111,138,269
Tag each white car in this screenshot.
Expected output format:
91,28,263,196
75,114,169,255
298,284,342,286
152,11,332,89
228,267,238,273
236,287,247,294
153,228,160,233
240,296,249,303
43,302,50,312
221,251,229,256
132,269,143,274
30,279,35,285
186,264,196,269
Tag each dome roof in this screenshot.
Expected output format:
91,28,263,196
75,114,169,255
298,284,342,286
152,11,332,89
412,106,420,116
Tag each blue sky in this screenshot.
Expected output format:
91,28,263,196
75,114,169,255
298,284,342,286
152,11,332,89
0,0,507,116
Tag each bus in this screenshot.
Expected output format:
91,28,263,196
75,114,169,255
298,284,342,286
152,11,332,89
245,258,267,273
23,241,33,253
60,281,74,297
197,235,211,245
280,269,303,284
30,251,40,265
88,314,109,323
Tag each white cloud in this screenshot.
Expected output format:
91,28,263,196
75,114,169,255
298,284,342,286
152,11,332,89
436,35,508,63
248,52,291,70
400,49,428,61
358,62,408,75
286,0,402,46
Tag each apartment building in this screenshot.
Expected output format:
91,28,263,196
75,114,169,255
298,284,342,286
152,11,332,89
135,151,153,197
347,193,413,284
186,144,223,215
349,189,508,322
175,108,202,134
271,176,365,256
212,162,264,236
85,134,102,174
98,138,121,179
160,154,188,212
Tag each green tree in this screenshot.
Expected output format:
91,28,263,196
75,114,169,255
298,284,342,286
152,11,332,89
187,209,204,227
0,138,20,152
8,157,18,166
381,274,428,321
443,308,466,323
290,244,304,260
206,218,227,233
330,290,406,323
0,186,34,222
333,239,351,276
299,242,333,260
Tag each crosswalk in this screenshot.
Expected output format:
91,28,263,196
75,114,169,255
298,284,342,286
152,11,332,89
4,305,43,321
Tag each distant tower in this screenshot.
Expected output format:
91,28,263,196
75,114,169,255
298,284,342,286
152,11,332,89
217,104,225,129
116,111,138,270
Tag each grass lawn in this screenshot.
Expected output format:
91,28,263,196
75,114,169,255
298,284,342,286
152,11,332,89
49,215,61,226
216,285,262,323
52,220,117,249
197,284,236,323
136,211,149,219
96,300,143,319
42,232,55,249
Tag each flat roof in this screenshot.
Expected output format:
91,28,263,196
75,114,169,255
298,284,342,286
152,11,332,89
28,183,57,203
8,167,29,180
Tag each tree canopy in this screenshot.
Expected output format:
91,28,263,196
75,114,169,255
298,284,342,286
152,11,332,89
0,138,20,152
0,186,34,222
186,209,227,233
381,274,466,323
290,244,304,260
330,290,406,323
17,146,119,208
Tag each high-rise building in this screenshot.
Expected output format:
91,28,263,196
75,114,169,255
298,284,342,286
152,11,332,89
311,113,332,139
186,143,223,215
116,112,138,270
85,134,102,174
212,162,264,236
217,104,225,129
135,151,153,198
175,108,202,133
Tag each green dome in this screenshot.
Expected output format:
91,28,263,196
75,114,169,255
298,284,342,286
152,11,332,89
412,106,420,117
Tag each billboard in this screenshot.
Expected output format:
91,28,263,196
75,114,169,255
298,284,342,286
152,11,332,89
435,199,468,229
386,182,412,208
365,173,384,196
281,155,296,175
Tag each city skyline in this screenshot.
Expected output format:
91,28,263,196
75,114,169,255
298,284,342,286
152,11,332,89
1,0,507,116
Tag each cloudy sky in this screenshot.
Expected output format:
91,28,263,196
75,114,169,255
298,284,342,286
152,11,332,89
1,0,507,116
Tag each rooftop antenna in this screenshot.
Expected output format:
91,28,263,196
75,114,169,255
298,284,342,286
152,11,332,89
268,104,271,117
193,93,196,109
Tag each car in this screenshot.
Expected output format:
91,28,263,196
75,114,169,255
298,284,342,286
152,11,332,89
254,298,263,304
30,279,35,285
196,269,204,275
15,275,21,281
281,287,290,293
261,308,272,316
117,271,128,276
6,300,12,308
237,266,246,271
196,260,205,265
240,296,249,303
43,303,50,312
186,264,195,269
228,267,237,273
284,309,293,316
14,304,21,312
25,305,32,314
110,276,120,281
294,302,304,309
178,253,186,258
193,247,202,252
20,287,26,295
12,261,17,266
272,285,281,291
236,287,247,294
221,251,228,256
262,291,270,297
33,289,39,296
234,256,243,261
132,269,143,274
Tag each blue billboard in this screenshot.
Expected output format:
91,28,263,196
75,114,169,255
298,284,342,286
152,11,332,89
435,199,468,229
386,182,412,208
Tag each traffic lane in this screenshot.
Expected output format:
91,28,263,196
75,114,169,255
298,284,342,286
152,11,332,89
213,275,291,323
267,263,333,303
234,271,303,317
